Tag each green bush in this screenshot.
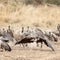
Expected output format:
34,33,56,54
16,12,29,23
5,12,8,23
0,0,60,6
21,0,47,5
24,0,33,5
24,0,60,5
47,0,60,5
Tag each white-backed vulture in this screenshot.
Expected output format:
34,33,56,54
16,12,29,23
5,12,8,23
0,40,11,51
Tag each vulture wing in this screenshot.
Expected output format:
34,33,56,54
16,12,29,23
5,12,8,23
43,37,54,51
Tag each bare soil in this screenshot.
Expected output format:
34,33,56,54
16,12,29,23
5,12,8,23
0,40,60,60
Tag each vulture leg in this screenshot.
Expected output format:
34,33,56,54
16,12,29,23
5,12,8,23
22,43,25,47
36,38,43,48
37,43,39,47
25,43,28,47
41,41,43,48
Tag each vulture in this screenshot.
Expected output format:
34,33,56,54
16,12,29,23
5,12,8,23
33,28,55,51
1,28,13,42
0,37,11,51
36,37,54,51
15,26,33,47
7,25,14,37
44,30,58,42
57,24,60,33
15,27,55,51
53,24,60,36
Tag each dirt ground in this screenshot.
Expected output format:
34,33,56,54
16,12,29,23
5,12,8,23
0,39,60,60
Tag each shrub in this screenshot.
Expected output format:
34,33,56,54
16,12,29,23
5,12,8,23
47,0,60,5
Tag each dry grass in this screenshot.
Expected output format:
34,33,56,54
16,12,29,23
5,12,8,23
0,4,60,29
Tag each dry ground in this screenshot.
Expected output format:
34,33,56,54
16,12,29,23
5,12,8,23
0,39,60,60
